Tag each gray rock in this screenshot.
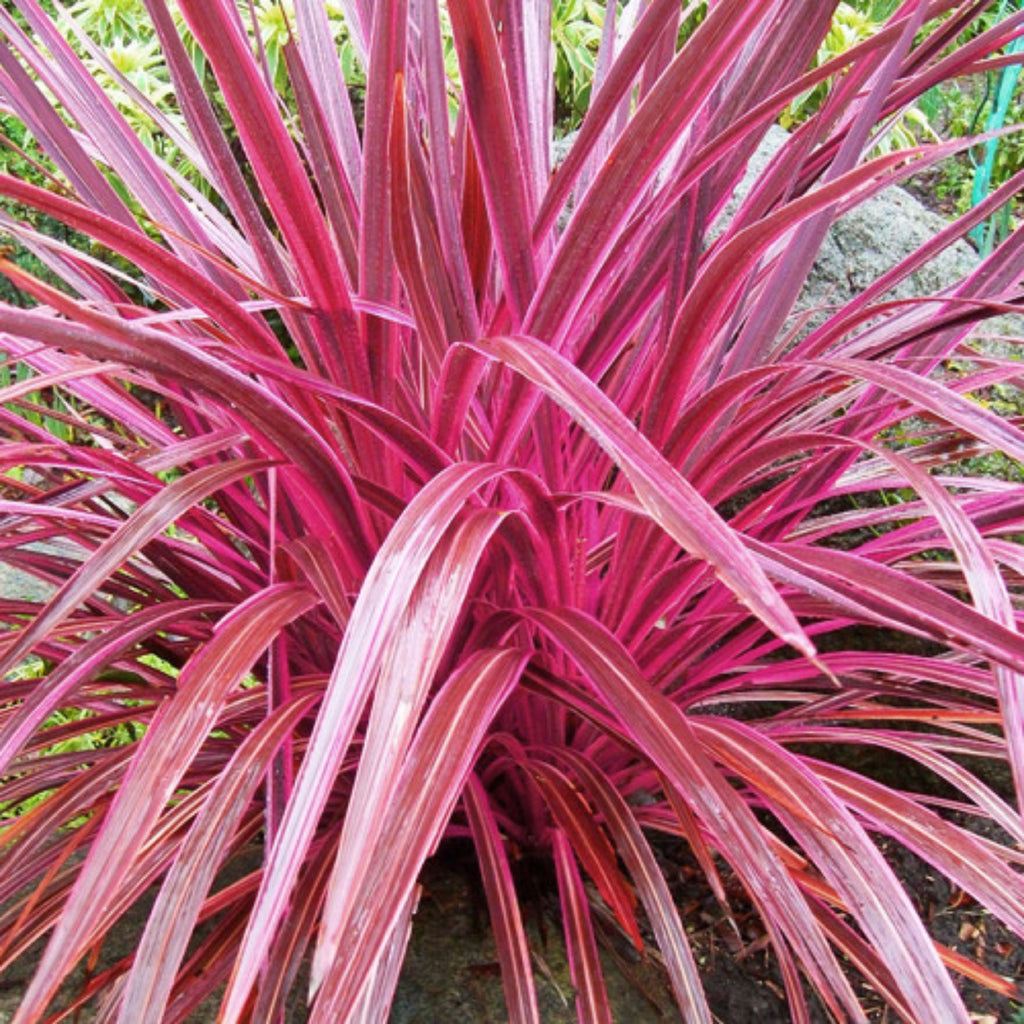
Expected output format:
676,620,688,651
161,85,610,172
554,122,1010,342
718,125,979,298
0,561,52,604
0,540,83,605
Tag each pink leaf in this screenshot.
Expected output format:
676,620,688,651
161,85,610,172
0,458,274,681
219,463,510,1022
552,828,613,1024
464,774,541,1024
116,693,318,1024
551,750,713,1023
471,334,817,660
526,605,874,1019
14,583,318,1023
448,0,538,325
311,648,528,1021
313,508,508,985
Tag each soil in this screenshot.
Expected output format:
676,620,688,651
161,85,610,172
876,823,1024,1024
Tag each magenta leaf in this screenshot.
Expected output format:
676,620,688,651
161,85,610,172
470,334,817,660
14,583,319,1022
464,773,541,1024
696,717,975,1019
552,828,613,1024
528,760,642,952
527,605,909,1019
0,458,276,681
116,692,319,1024
447,0,538,326
310,647,528,1021
219,463,510,1021
551,750,713,1023
312,508,509,986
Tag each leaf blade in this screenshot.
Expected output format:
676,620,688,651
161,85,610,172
471,334,816,660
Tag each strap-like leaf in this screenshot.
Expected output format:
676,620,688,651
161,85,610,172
552,750,713,1023
313,508,508,985
471,334,817,660
464,774,541,1024
175,0,367,392
0,458,274,681
219,463,510,1022
448,0,538,325
116,693,318,1024
552,828,614,1024
530,760,641,951
14,583,318,1022
0,600,221,774
526,605,868,1019
310,648,528,1021
697,717,973,1021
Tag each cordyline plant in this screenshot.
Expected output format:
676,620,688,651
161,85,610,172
0,0,1023,1021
